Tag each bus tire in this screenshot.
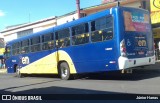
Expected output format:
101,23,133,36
16,66,22,78
59,62,71,80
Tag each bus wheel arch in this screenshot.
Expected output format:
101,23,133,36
14,65,22,78
13,64,18,73
58,61,72,80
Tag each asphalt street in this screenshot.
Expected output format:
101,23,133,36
0,63,160,94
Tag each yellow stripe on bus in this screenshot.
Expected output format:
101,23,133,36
20,50,77,74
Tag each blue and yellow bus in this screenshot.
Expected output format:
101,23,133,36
5,6,155,80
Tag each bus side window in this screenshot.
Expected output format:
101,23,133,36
12,42,21,55
91,16,113,42
56,28,70,48
31,36,41,52
103,16,113,41
91,20,102,42
5,46,11,59
42,33,54,50
72,23,89,45
21,39,29,54
91,21,95,31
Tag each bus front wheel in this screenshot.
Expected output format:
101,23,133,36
16,66,22,78
59,62,71,80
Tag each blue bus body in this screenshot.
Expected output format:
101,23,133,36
5,7,155,77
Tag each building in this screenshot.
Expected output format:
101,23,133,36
0,16,57,42
83,0,148,15
0,0,149,43
150,0,160,44
150,0,160,59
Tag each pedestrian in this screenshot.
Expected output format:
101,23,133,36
1,59,5,69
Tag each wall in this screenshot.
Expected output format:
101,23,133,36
4,33,17,42
1,19,56,42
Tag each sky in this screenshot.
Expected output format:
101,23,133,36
0,0,101,31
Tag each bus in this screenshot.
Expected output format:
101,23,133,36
4,6,155,80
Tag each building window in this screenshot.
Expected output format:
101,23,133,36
17,29,33,38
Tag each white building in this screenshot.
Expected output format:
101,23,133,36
0,16,57,42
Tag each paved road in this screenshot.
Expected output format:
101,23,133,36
0,63,160,95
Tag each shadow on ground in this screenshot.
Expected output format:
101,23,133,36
80,63,160,81
0,86,159,103
10,62,160,81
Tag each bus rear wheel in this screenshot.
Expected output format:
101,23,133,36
16,66,22,78
59,62,71,80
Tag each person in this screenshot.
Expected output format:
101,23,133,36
1,59,5,69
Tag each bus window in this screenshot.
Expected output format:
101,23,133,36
5,46,11,59
56,28,70,48
12,42,21,55
91,16,113,42
21,39,29,54
72,23,89,45
31,36,41,52
42,33,54,50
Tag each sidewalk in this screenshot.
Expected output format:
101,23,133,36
0,68,7,74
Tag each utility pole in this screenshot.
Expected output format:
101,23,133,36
76,0,80,19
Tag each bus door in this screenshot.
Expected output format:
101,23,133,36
55,28,70,61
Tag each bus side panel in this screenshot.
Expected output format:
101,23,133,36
7,50,57,73
64,39,118,74
62,9,120,74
